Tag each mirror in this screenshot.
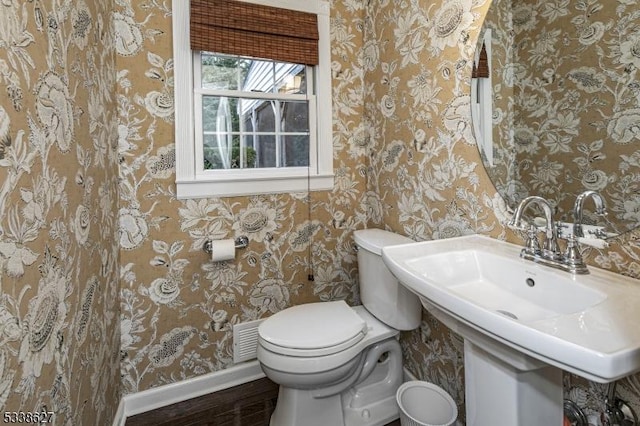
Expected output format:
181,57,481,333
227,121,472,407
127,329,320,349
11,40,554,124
472,0,640,237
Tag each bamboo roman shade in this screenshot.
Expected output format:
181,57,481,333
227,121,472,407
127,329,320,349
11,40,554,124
472,43,490,78
190,0,319,65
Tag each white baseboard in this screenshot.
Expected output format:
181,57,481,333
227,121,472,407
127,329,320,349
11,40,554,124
113,362,417,425
114,360,265,425
113,397,126,426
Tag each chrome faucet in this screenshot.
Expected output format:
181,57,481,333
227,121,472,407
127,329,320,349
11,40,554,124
563,190,608,274
508,192,608,274
508,196,561,262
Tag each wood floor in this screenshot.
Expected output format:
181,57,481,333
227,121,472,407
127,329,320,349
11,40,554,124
125,377,401,426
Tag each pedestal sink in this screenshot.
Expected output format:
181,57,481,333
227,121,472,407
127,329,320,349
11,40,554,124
382,235,640,426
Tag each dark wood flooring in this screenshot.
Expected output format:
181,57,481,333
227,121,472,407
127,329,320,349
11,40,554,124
125,377,401,426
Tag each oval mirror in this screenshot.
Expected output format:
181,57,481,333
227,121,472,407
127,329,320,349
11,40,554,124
472,0,640,237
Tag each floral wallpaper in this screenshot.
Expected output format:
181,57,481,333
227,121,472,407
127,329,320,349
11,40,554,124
0,0,120,425
116,0,640,420
484,0,640,235
115,0,372,394
364,0,640,421
3,0,640,424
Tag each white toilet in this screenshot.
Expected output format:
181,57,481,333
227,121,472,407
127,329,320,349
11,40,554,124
257,229,422,426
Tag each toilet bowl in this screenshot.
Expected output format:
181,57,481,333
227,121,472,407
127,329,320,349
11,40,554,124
256,229,422,426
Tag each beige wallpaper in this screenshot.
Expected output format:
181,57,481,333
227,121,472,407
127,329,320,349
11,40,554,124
364,0,640,420
116,0,640,420
0,0,121,424
485,0,640,235
115,0,371,393
2,0,639,424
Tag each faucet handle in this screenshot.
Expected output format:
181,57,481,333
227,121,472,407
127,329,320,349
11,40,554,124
523,225,541,256
563,235,590,274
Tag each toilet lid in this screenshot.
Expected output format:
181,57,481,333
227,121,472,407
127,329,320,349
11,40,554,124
258,301,367,357
353,228,413,255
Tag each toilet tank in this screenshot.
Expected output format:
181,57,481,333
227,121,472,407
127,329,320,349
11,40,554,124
353,229,421,330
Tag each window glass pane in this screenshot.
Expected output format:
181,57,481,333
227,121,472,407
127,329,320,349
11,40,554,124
204,134,233,170
240,58,307,95
202,96,239,133
280,101,309,132
205,133,249,170
243,135,257,168
276,66,307,94
253,101,276,133
202,96,219,133
201,53,249,90
255,135,276,168
282,135,309,167
239,98,254,132
240,59,274,93
229,135,242,169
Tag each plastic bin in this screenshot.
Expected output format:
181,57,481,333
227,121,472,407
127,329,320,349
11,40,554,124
396,381,458,426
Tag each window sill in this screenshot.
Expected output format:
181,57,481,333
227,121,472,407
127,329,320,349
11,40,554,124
176,171,334,199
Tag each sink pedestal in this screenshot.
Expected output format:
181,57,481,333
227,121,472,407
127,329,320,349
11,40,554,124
465,341,563,425
424,300,563,426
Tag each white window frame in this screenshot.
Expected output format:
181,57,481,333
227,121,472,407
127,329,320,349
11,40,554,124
173,0,333,199
471,29,494,167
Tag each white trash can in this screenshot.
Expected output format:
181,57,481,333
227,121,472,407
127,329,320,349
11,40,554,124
396,381,458,426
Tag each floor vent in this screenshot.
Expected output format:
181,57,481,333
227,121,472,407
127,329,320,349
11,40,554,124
233,319,264,363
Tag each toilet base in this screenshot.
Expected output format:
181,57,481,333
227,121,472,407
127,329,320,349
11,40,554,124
270,387,345,426
268,338,402,426
269,388,399,426
342,393,399,426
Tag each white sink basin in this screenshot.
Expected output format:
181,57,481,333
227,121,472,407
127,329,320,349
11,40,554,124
382,235,640,383
405,249,606,322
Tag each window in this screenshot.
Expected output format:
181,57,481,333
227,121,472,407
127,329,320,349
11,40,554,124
471,29,494,167
173,0,333,198
196,53,311,170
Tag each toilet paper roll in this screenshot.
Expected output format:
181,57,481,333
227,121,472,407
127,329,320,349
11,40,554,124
209,239,236,262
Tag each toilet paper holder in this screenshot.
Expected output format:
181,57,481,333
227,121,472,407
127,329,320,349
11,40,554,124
203,236,249,255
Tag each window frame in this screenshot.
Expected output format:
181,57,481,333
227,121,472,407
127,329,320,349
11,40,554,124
173,0,333,199
471,29,494,167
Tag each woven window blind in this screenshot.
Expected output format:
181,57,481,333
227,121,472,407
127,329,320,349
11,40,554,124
190,0,319,65
472,42,490,78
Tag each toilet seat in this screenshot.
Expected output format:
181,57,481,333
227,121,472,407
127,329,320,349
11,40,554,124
257,305,398,376
258,301,367,357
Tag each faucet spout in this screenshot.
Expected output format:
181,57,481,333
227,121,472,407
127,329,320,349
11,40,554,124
573,190,607,238
508,196,559,257
509,196,553,229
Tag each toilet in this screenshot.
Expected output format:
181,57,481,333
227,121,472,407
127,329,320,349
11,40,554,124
257,229,422,426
